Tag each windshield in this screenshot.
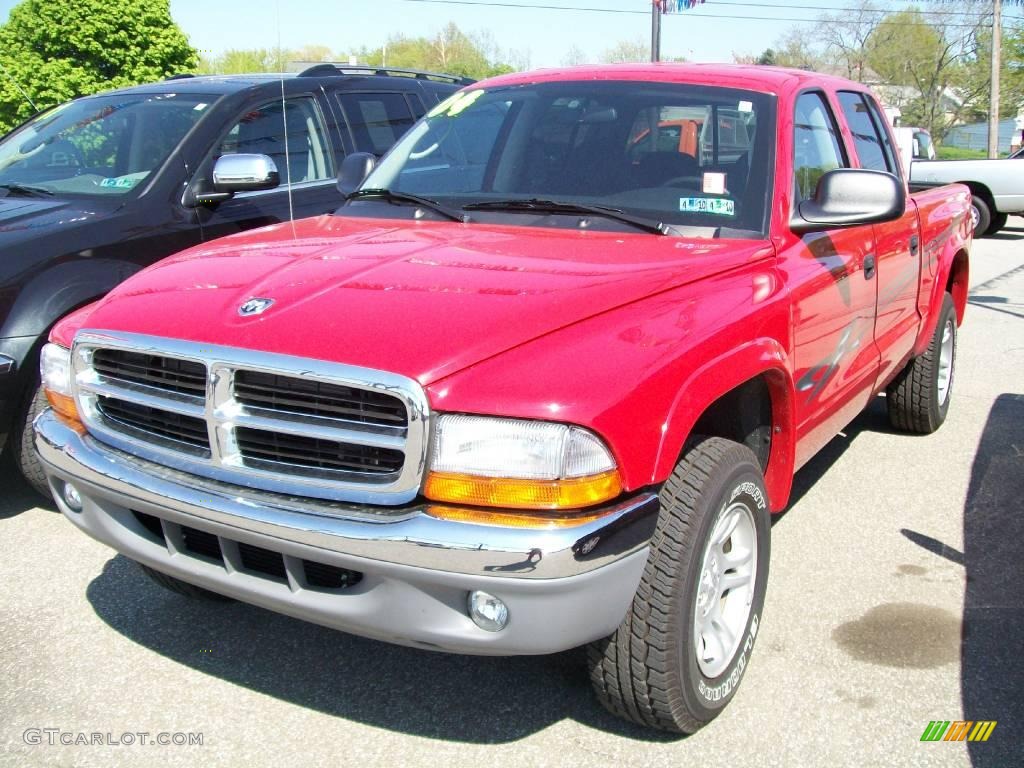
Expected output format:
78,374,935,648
361,81,776,237
0,93,213,197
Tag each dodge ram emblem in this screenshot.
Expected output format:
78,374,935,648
238,298,274,316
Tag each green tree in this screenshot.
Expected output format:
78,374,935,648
358,23,519,80
865,8,997,140
0,0,197,132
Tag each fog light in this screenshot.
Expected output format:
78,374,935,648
62,482,83,512
468,590,509,632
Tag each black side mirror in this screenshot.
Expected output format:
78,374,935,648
792,169,905,233
337,152,377,197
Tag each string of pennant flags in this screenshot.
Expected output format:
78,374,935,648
653,0,706,12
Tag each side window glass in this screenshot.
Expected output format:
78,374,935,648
214,98,333,187
337,93,416,156
793,92,846,202
864,95,901,176
837,91,891,173
408,93,427,120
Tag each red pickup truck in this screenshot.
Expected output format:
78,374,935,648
35,65,970,733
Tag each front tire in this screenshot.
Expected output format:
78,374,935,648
587,436,770,733
886,293,957,434
14,381,53,500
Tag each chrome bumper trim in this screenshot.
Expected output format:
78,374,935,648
36,410,659,580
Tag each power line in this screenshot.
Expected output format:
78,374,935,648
391,0,1021,27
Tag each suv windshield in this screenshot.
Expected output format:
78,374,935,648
0,93,212,197
362,81,776,237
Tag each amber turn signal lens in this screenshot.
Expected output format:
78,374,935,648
44,390,85,433
423,469,622,511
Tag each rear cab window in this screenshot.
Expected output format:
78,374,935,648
837,90,900,178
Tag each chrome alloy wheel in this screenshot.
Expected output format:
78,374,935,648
937,317,955,406
970,203,981,232
693,501,758,679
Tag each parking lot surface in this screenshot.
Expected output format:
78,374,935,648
2,228,1022,768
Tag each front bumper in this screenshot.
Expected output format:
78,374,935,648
36,410,659,655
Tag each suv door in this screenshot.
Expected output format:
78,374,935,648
836,89,921,388
192,94,340,241
782,90,882,464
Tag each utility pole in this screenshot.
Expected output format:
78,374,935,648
988,0,1001,158
651,2,662,62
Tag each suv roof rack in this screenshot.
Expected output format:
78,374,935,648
165,73,196,81
297,63,474,86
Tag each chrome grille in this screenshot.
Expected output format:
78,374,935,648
72,331,430,505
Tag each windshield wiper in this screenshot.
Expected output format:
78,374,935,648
462,198,668,235
347,188,468,223
0,183,55,197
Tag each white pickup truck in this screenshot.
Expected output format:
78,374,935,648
911,155,1024,236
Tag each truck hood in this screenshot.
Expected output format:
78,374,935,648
80,215,772,385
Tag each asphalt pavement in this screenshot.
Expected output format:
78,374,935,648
2,227,1022,768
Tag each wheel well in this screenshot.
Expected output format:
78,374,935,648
690,376,772,470
962,182,994,211
946,249,969,324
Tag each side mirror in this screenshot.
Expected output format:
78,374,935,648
792,169,905,233
337,152,376,197
212,153,280,193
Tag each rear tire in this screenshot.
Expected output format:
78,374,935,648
587,436,770,733
985,212,1007,236
970,197,992,236
138,563,233,601
886,293,956,434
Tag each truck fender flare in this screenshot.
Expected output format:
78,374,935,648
0,259,142,341
652,338,796,512
915,208,971,358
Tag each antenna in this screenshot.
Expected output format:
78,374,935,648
276,0,296,235
0,58,38,114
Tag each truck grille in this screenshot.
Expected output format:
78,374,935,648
73,332,430,504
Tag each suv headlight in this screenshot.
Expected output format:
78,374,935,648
424,414,622,510
40,343,83,428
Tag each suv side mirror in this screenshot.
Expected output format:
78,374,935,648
337,152,376,197
212,153,280,193
792,169,905,233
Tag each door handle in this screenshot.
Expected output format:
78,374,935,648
909,235,920,256
864,254,876,280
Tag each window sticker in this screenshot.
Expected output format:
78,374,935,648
738,100,753,113
679,197,735,216
193,102,208,111
427,89,485,118
99,172,149,189
702,172,726,195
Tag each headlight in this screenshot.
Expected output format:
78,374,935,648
424,414,622,510
39,343,82,428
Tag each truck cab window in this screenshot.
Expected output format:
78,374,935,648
837,91,894,174
793,92,846,202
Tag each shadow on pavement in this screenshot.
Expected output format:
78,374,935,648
959,393,1024,766
0,461,52,519
85,555,680,743
778,395,893,519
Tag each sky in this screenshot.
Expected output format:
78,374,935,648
0,0,1018,68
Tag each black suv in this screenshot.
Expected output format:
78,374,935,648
0,65,468,494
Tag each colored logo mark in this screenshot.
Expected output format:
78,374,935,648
920,720,997,742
